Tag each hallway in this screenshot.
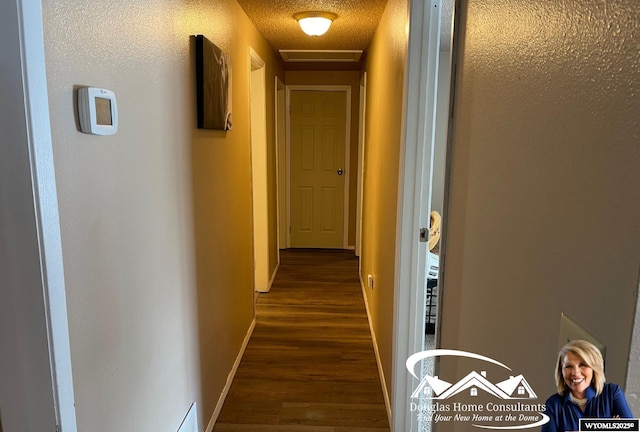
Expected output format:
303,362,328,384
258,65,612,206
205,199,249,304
213,249,390,431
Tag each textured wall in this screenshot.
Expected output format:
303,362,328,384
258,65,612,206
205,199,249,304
440,1,640,429
41,0,283,430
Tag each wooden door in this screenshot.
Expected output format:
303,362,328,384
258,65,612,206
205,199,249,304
290,90,347,248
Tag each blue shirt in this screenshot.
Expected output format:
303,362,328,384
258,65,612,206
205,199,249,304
542,383,633,432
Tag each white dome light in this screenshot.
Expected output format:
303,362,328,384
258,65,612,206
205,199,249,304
295,12,337,37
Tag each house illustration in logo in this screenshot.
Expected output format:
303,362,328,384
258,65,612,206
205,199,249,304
411,370,537,400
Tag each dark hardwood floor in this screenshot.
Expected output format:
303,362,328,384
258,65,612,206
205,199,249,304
213,249,390,432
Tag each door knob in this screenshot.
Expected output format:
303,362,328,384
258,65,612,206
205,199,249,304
337,169,344,175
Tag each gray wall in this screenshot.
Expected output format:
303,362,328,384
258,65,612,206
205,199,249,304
439,0,640,428
0,0,57,430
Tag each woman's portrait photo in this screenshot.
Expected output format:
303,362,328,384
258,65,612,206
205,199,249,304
542,340,634,432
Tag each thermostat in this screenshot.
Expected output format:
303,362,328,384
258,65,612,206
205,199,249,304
77,87,118,135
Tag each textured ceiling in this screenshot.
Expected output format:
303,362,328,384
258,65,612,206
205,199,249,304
236,0,390,54
237,0,454,64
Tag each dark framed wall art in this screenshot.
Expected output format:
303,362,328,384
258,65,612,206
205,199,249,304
195,35,232,130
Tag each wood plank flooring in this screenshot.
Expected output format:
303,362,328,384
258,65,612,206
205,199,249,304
213,249,390,432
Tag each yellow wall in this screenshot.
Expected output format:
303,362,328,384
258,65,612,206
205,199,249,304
361,0,409,398
42,0,283,430
285,70,361,247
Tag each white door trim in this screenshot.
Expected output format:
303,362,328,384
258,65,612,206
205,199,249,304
392,0,442,431
12,0,78,429
249,47,270,293
356,73,367,258
275,77,286,252
285,85,352,249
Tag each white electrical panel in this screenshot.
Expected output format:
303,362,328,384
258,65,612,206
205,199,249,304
558,313,606,360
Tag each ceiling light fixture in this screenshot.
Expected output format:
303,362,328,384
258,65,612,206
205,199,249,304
294,11,337,37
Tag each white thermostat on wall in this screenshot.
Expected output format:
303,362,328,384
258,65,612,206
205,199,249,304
77,87,118,135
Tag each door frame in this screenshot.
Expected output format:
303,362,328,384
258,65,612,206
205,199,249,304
392,0,443,431
275,77,286,251
3,0,77,429
249,47,270,293
284,85,351,249
355,73,367,258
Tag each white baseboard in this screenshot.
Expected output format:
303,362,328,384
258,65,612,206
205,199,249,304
256,261,280,293
359,275,392,427
269,261,280,291
205,318,256,432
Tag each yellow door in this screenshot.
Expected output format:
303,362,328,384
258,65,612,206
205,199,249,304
290,90,346,248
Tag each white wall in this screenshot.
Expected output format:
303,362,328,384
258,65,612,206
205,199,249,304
440,1,640,429
43,0,200,424
39,0,279,429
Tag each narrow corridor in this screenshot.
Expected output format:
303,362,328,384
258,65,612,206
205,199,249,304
213,249,390,431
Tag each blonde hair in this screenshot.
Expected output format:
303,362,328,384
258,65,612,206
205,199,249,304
555,340,606,396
